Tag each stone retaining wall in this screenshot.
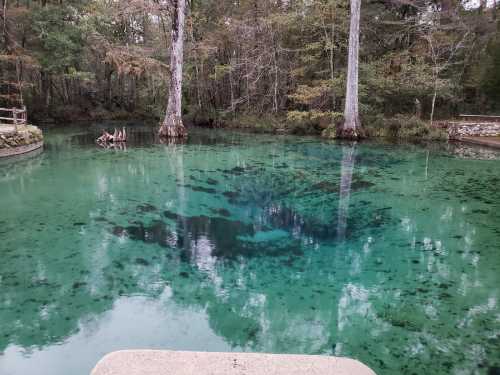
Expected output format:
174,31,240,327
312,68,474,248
0,125,44,158
448,122,500,139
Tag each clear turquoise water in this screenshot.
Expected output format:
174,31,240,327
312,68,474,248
0,124,499,375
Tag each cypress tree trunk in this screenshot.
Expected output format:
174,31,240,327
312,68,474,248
339,0,362,139
159,0,187,138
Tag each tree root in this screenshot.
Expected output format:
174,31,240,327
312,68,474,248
159,125,187,138
336,125,365,140
159,116,188,139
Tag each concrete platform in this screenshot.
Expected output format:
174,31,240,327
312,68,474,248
0,140,43,157
91,350,376,375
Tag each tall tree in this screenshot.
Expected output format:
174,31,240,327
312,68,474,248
1,0,7,50
159,0,187,138
422,5,471,126
338,0,362,139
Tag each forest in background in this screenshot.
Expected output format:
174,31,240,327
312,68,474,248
1,0,499,136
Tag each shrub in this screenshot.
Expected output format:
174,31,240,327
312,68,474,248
389,115,429,138
362,114,448,140
286,110,342,135
286,112,448,139
362,113,386,137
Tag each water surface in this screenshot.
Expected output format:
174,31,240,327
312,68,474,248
1,124,499,375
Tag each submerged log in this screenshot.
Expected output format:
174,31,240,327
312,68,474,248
96,127,127,144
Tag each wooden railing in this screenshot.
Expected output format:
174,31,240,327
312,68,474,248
459,114,500,123
0,107,27,128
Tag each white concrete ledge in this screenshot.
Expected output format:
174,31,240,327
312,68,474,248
91,350,376,375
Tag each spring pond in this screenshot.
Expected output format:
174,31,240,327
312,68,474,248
0,123,499,375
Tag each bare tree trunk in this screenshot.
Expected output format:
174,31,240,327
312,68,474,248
41,71,51,111
273,48,279,113
188,22,202,110
245,59,250,111
229,58,235,114
2,0,10,51
329,20,336,120
159,0,187,138
271,29,279,113
62,78,69,105
415,98,422,119
479,0,486,12
321,4,336,124
430,85,437,126
104,62,113,109
320,6,338,135
338,0,362,139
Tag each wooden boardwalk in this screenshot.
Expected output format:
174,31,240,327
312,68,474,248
0,107,28,131
459,114,500,122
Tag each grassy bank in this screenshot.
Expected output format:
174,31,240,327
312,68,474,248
185,110,449,141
